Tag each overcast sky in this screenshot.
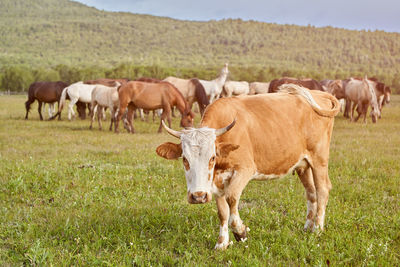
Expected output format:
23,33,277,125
75,0,400,33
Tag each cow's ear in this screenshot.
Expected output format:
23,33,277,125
156,142,182,160
216,143,239,158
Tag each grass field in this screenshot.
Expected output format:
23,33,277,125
0,95,399,266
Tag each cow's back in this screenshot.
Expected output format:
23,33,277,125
201,92,336,174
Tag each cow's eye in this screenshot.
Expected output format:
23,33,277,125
182,157,190,171
208,156,216,170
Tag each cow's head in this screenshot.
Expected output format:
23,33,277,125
156,120,237,204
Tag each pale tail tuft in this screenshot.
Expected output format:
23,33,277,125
278,83,340,117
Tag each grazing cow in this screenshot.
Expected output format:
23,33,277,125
269,77,324,93
222,81,250,97
249,82,270,95
345,77,380,123
156,84,340,250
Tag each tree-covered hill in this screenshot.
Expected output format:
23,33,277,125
1,0,400,92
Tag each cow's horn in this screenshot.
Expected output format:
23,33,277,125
215,119,236,137
162,120,182,138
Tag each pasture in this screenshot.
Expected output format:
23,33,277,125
0,95,399,265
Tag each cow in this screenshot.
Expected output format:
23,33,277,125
156,84,340,250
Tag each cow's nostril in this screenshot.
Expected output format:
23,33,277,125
191,192,207,203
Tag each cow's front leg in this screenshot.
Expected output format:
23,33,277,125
214,196,231,250
226,170,252,242
227,194,249,242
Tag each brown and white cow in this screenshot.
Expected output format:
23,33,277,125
156,84,340,250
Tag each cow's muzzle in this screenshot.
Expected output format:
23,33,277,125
188,191,211,204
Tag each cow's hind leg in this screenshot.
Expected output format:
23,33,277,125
297,166,317,231
311,164,331,231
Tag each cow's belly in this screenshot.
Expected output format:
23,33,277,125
251,155,309,181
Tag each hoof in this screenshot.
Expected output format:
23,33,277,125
214,241,233,250
233,227,250,242
303,220,315,232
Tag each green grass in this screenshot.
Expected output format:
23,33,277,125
0,95,399,265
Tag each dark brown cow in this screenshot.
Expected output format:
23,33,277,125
269,78,324,93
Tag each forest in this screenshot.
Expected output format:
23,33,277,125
0,0,399,92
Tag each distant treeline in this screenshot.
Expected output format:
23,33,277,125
1,63,399,93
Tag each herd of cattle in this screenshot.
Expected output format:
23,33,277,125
25,63,391,133
22,63,393,249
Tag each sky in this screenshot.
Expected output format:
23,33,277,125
75,0,400,33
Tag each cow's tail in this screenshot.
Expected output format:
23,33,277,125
49,86,68,120
278,84,340,117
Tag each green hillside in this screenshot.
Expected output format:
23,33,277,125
1,0,400,91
